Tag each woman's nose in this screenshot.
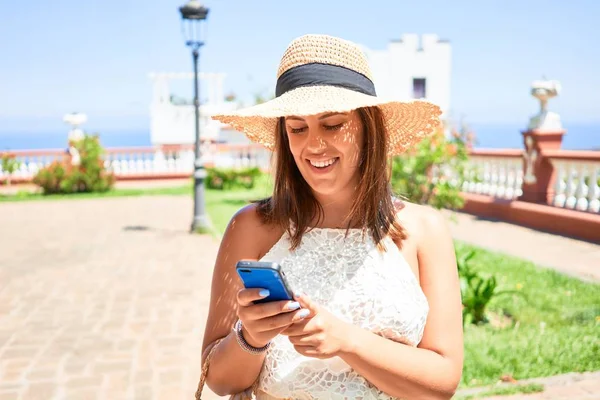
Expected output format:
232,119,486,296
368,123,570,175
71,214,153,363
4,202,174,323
306,130,327,152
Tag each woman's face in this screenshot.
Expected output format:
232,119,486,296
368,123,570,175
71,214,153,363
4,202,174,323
284,110,364,196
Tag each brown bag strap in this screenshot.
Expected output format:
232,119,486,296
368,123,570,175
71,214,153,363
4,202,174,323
195,337,261,400
195,338,223,400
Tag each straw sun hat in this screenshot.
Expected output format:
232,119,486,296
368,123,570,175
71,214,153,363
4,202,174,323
212,34,442,155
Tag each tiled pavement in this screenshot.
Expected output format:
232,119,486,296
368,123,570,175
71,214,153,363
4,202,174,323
0,196,221,400
0,196,598,399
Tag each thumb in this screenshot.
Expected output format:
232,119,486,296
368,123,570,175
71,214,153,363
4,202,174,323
294,292,319,316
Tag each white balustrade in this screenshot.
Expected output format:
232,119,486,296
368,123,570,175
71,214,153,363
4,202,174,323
4,144,599,219
1,144,274,184
212,145,271,170
461,155,523,200
551,159,600,213
0,152,64,181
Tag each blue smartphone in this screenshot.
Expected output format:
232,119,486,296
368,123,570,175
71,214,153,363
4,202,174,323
236,260,294,304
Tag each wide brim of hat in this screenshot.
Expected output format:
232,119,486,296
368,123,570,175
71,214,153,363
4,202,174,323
212,85,442,155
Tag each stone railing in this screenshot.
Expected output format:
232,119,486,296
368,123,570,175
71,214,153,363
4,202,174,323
457,148,600,214
0,144,271,183
3,143,598,215
0,149,65,183
460,149,524,200
458,129,600,243
104,146,194,179
545,150,600,213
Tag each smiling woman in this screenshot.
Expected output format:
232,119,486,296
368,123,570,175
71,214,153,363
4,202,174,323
285,112,359,180
197,34,463,400
264,106,400,251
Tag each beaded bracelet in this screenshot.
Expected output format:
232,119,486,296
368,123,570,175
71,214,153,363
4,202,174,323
233,319,271,355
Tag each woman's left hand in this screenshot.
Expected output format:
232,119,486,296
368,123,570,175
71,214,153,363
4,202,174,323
280,293,353,359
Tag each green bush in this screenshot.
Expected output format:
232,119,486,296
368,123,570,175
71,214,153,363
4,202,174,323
391,122,474,210
206,167,262,190
0,153,21,186
33,134,115,194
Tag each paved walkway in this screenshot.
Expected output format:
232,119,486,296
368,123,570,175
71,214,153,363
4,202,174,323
0,196,598,400
443,210,600,283
0,196,221,400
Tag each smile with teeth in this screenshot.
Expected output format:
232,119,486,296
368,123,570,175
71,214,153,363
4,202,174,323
309,158,338,168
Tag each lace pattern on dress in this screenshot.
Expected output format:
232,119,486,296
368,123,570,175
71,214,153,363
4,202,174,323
256,227,429,400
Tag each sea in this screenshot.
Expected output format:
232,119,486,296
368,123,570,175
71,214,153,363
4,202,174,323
0,123,599,151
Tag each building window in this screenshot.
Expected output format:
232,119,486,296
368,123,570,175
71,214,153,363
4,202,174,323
413,78,426,99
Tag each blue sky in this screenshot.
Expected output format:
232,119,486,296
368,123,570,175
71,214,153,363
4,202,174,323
0,0,598,132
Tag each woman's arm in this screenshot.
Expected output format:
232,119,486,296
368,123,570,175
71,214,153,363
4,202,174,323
200,204,282,396
338,207,464,399
285,206,463,399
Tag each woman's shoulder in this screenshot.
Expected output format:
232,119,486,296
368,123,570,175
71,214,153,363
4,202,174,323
223,202,285,259
393,199,450,243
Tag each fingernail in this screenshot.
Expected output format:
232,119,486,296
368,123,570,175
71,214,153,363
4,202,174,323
286,301,301,311
293,291,304,298
297,309,310,319
259,289,270,297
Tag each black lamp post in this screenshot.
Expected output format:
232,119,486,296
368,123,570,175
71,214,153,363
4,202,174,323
179,0,210,233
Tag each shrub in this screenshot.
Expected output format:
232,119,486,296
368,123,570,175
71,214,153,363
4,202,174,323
33,134,115,194
391,121,474,210
206,167,262,190
0,153,21,186
457,248,526,325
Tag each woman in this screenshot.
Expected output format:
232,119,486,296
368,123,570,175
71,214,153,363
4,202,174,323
199,34,463,399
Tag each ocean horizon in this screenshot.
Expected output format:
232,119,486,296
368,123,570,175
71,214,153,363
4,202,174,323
1,123,598,151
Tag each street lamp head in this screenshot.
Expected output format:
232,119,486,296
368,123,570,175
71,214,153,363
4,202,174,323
179,1,209,47
179,0,209,20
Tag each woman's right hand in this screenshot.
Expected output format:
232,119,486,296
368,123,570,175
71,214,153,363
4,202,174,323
236,289,310,348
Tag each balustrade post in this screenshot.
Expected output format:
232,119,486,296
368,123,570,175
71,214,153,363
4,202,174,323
519,129,566,204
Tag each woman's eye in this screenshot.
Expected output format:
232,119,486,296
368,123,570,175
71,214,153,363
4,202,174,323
289,127,306,134
324,123,344,131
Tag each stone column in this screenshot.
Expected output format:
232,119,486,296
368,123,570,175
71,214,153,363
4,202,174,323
518,79,564,205
519,129,566,204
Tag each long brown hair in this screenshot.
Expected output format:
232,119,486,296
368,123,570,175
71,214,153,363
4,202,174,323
255,106,406,251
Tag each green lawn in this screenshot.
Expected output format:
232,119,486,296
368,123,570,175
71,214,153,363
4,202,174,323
2,180,599,392
457,240,599,388
0,185,193,201
204,180,272,236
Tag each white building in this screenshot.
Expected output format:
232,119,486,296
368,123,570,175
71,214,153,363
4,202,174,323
148,72,238,146
363,33,451,116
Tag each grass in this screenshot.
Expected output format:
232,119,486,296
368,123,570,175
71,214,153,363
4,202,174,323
3,178,599,393
0,185,193,201
204,178,272,236
455,383,545,400
0,175,273,206
457,239,600,388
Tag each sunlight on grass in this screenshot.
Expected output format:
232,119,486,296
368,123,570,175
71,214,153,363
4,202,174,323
455,383,544,400
205,174,272,235
455,241,600,388
0,185,193,202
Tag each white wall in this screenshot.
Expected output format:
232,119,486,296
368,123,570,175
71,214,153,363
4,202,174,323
363,34,451,116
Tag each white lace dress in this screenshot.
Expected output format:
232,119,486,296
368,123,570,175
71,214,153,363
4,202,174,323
255,227,430,400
